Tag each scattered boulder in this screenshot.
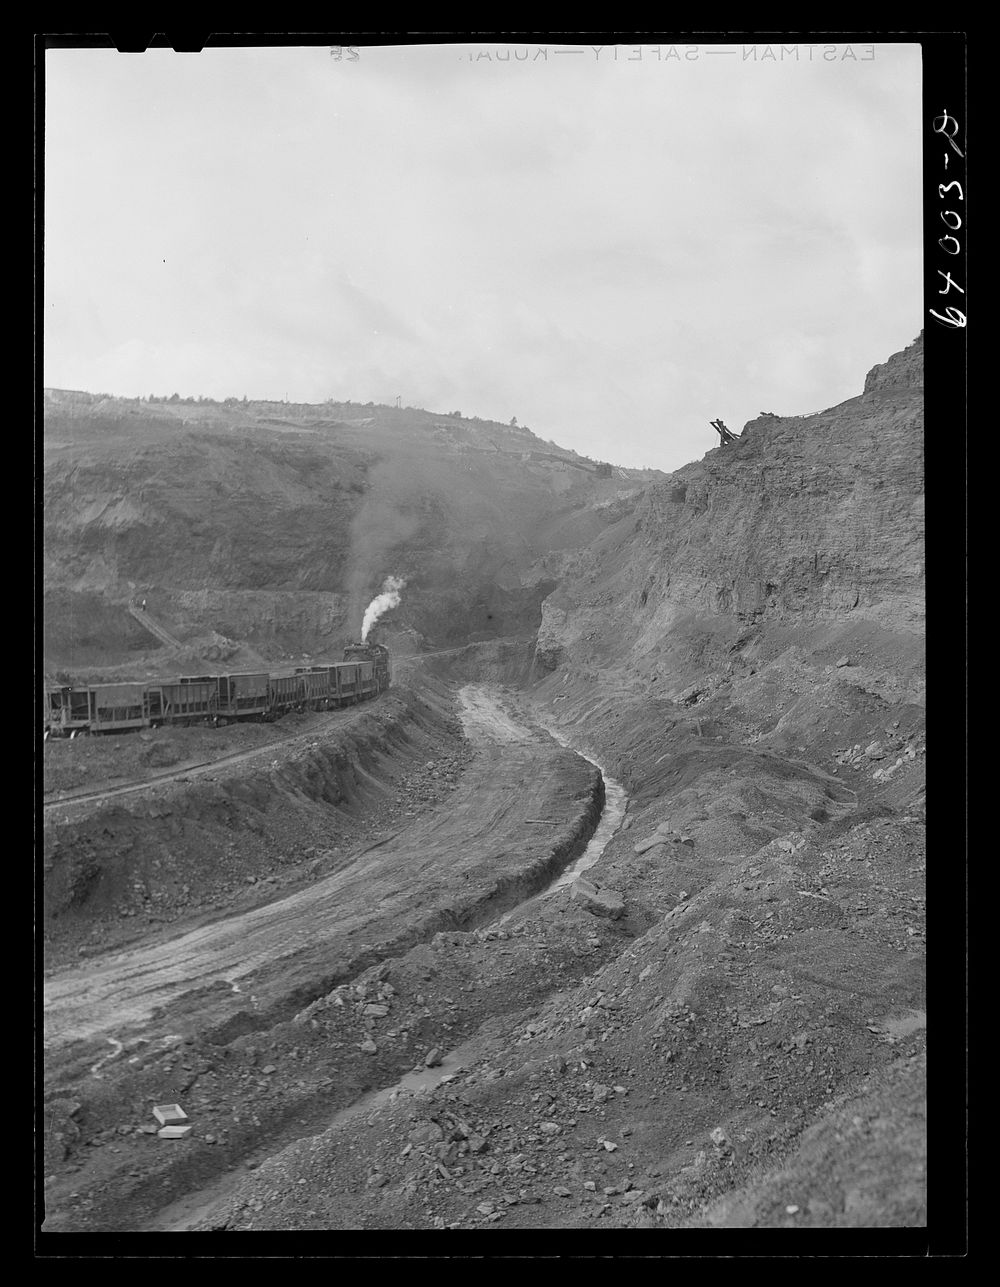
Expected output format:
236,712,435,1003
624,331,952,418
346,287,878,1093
634,836,669,855
572,878,625,920
44,1099,82,1162
408,1121,444,1145
634,823,674,854
424,1047,443,1068
45,1097,81,1129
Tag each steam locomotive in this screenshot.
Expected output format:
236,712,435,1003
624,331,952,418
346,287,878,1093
43,642,391,739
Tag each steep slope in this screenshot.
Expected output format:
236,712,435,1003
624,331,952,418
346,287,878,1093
43,393,665,672
535,332,924,684
40,337,932,1237
478,333,929,1232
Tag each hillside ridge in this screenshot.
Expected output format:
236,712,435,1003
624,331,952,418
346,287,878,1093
43,391,668,675
534,333,924,681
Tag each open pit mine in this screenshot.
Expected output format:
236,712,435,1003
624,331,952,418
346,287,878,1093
41,336,928,1241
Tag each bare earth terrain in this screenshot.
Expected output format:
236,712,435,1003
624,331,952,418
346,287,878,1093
40,336,943,1246
44,686,599,1053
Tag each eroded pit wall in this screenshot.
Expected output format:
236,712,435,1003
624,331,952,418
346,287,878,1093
42,683,464,947
404,636,539,687
43,678,606,1069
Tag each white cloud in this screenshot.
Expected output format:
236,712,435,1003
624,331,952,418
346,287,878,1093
44,42,922,470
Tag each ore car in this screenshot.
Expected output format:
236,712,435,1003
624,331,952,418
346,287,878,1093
268,673,306,716
215,672,270,723
45,686,98,738
149,679,218,726
295,667,335,710
44,683,149,737
335,662,360,703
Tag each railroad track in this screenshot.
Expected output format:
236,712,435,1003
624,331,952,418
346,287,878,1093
42,710,358,813
42,644,525,813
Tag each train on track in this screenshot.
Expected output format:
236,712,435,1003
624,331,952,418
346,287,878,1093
43,642,391,739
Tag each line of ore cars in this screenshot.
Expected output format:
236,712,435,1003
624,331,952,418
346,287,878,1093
43,643,391,739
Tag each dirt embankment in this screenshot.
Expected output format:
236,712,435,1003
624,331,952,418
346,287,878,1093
44,711,338,800
43,684,474,966
145,338,929,1232
163,645,924,1235
41,679,606,1233
405,636,540,688
40,339,929,1239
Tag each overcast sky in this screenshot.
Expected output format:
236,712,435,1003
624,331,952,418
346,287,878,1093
43,40,922,471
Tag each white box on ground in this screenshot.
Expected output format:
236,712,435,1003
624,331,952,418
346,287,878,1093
153,1103,188,1126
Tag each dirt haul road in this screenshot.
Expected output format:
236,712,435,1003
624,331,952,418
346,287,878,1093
43,686,602,1057
43,715,352,811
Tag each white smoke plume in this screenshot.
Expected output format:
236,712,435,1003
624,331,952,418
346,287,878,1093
361,575,406,641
